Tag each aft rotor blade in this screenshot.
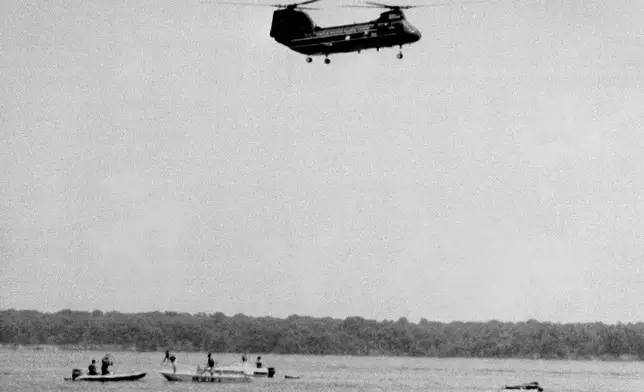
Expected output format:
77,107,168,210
202,0,321,7
361,0,495,8
410,0,497,7
364,1,394,7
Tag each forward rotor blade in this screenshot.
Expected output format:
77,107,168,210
202,0,321,7
201,1,278,6
295,0,321,5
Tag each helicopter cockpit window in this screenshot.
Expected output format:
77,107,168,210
388,14,400,20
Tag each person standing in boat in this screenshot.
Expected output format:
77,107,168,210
162,350,177,373
256,356,262,368
88,359,98,375
241,353,247,363
101,354,113,375
206,352,217,374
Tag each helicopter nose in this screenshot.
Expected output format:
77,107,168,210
406,27,421,42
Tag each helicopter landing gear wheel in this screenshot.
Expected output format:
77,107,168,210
324,57,331,64
397,52,403,59
305,57,312,63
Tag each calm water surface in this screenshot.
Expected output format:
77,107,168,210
1,349,643,392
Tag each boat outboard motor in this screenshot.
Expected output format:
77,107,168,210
267,367,276,378
71,369,82,380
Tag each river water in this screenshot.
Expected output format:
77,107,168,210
1,349,643,392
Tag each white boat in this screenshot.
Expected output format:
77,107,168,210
160,370,252,383
213,363,276,378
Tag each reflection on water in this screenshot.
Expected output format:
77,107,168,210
1,349,643,392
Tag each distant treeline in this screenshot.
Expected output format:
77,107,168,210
2,309,644,360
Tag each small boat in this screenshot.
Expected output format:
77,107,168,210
213,363,276,378
160,370,252,383
64,369,146,382
503,382,544,391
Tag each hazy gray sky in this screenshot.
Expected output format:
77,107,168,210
1,0,643,323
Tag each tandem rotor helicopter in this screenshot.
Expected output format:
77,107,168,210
211,0,493,63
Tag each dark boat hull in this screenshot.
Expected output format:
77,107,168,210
503,382,543,391
65,372,146,382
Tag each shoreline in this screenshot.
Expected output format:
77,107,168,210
1,344,640,362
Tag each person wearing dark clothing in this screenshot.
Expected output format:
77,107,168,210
88,359,98,376
101,354,113,375
256,356,262,368
162,350,177,373
207,353,215,369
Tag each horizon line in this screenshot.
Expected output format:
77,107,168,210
1,308,640,326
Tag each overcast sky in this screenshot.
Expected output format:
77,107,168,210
1,0,643,324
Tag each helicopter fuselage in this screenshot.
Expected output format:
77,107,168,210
270,9,421,59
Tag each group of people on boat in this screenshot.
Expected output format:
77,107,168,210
86,354,113,376
162,350,227,374
161,349,211,374
159,350,265,374
242,352,264,368
84,350,265,376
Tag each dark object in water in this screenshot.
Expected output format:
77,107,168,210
285,375,300,379
267,367,276,378
72,369,82,380
503,381,543,391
